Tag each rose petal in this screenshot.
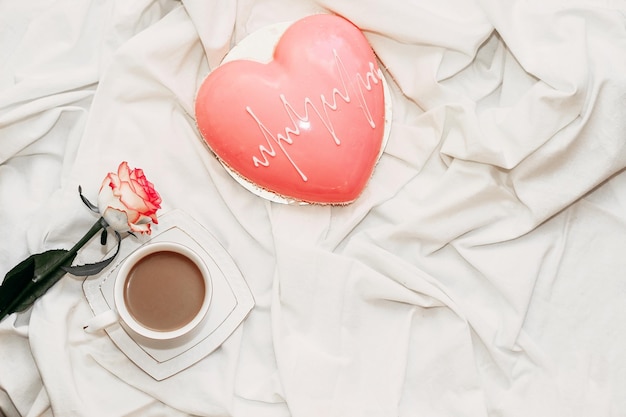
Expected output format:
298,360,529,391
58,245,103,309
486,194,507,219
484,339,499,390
146,212,158,224
129,178,149,200
144,201,159,214
117,182,151,212
129,168,142,181
117,161,131,183
129,222,151,234
101,207,130,233
125,209,143,225
97,182,116,211
148,186,162,206
99,173,117,193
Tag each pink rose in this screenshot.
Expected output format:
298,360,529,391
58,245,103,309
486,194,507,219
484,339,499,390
97,161,162,234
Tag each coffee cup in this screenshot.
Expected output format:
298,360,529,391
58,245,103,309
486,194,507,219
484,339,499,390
84,241,212,341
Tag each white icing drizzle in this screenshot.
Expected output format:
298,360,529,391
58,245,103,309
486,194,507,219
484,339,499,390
247,49,383,182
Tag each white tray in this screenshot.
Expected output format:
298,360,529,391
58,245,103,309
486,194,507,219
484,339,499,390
83,209,255,381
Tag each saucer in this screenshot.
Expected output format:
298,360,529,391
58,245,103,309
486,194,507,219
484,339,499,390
82,209,255,381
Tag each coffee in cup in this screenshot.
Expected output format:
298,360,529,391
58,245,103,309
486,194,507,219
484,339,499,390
85,241,212,341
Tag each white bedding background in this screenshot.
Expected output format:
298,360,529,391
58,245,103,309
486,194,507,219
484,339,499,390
1,0,626,416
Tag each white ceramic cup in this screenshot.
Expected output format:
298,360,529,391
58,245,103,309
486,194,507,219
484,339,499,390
84,241,212,341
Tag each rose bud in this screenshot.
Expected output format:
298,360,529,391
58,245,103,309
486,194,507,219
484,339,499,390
97,161,162,234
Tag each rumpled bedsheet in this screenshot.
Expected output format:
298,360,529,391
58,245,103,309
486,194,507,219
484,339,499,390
1,0,625,416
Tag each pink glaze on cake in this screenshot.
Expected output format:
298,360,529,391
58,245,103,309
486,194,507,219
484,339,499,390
195,14,386,204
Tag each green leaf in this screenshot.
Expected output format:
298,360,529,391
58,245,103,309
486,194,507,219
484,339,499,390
0,249,77,321
62,231,121,277
0,256,35,312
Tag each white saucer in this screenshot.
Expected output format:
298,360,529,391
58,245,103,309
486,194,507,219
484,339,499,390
212,20,393,205
82,209,255,381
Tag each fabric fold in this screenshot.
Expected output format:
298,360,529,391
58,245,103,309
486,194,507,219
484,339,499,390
1,0,625,416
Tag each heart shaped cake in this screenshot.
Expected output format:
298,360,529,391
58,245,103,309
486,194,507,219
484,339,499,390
195,14,388,204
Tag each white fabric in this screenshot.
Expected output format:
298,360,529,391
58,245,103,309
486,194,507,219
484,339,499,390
1,0,625,416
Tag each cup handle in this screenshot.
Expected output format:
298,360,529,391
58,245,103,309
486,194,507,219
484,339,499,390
83,309,119,333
